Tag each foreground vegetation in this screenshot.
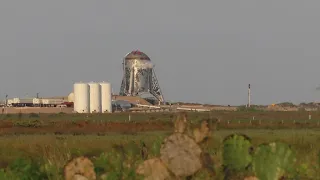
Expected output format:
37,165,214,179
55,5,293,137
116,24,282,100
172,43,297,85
0,129,318,178
0,112,318,179
0,132,319,179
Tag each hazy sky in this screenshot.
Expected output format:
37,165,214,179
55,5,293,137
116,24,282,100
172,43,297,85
1,1,320,105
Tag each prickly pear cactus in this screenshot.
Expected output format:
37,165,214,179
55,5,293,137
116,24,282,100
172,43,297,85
222,134,253,171
138,114,212,179
252,142,296,180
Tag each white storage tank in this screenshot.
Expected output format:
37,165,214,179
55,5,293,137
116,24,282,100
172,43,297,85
89,82,101,113
100,82,112,113
68,93,75,102
74,82,90,113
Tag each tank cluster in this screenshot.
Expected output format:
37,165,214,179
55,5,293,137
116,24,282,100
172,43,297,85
73,82,112,113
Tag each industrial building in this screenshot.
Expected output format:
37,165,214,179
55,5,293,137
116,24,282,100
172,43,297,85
1,50,168,113
6,97,71,107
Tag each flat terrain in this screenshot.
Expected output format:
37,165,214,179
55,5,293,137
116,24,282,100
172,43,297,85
0,111,319,179
1,129,319,179
0,111,319,135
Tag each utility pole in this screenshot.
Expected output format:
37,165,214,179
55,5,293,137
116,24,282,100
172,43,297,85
5,94,8,107
5,94,8,114
248,84,251,108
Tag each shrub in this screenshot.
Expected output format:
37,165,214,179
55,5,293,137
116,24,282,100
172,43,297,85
8,157,47,180
237,106,262,112
29,113,40,118
252,142,296,180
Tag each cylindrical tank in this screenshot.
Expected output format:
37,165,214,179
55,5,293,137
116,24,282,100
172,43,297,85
89,82,101,113
68,92,74,102
123,51,154,95
74,82,90,113
119,50,164,103
100,82,112,113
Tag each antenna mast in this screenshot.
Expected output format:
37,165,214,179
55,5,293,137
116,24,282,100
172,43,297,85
248,84,251,107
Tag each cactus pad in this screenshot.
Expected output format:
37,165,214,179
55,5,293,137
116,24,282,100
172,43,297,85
252,142,296,180
222,134,253,171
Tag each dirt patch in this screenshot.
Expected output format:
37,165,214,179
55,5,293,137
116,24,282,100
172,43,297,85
0,111,319,135
0,121,172,135
0,119,318,135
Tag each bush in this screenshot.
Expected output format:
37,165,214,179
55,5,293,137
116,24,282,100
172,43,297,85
14,119,42,128
237,106,262,112
29,113,40,118
49,112,66,118
8,157,47,180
